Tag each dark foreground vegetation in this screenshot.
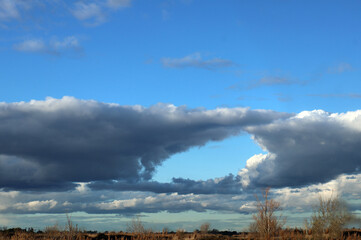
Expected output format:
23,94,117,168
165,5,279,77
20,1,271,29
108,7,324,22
0,227,361,240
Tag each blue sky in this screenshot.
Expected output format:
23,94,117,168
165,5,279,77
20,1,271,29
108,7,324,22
0,0,361,232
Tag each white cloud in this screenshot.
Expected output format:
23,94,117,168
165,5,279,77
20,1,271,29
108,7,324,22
14,200,57,211
238,153,270,187
72,2,105,25
274,174,361,213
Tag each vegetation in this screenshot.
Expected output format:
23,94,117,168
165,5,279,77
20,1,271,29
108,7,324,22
249,187,286,239
0,226,361,240
200,223,210,234
305,196,354,239
126,215,154,235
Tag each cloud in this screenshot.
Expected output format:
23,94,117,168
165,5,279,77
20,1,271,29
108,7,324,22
327,62,353,74
0,173,360,216
240,109,361,188
13,36,82,56
1,97,360,220
275,93,292,102
0,96,288,191
0,0,32,22
0,0,20,20
161,53,235,70
89,174,243,195
14,200,57,212
0,0,133,28
307,93,361,99
106,0,132,9
248,76,304,89
72,2,105,25
13,39,46,52
71,0,132,25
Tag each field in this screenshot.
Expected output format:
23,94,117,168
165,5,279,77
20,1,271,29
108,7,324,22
1,228,361,240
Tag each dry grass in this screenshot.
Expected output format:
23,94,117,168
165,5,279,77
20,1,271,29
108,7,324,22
0,228,360,240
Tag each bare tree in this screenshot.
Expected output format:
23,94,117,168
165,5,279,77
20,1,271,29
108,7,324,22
200,222,210,234
306,196,353,239
250,187,286,239
126,215,151,234
65,213,79,240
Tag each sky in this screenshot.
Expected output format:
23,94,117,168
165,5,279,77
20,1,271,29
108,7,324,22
0,0,361,232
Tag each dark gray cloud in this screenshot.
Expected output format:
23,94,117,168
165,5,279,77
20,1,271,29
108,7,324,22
240,110,361,188
89,174,243,194
0,97,287,191
161,52,235,70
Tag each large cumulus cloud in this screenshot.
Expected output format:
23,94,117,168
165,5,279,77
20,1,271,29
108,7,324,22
240,110,361,188
0,96,288,191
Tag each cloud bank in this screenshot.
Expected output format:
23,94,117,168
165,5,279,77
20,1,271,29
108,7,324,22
0,97,360,221
0,96,287,191
1,173,360,215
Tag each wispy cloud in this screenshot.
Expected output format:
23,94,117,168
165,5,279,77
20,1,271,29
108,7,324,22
71,2,105,25
248,76,304,89
327,62,353,74
308,93,361,99
13,39,46,53
0,0,31,21
161,52,235,70
71,0,132,26
275,93,292,102
0,0,20,20
0,1,133,27
228,75,305,91
106,0,132,9
13,36,83,56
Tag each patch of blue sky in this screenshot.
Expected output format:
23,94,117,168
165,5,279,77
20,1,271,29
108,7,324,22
153,134,264,182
